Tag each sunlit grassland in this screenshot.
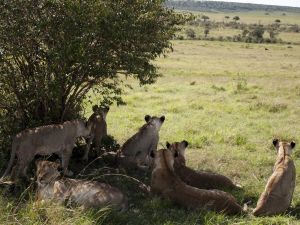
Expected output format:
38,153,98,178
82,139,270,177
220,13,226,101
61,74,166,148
178,10,300,44
185,10,300,25
1,39,300,225
100,40,300,224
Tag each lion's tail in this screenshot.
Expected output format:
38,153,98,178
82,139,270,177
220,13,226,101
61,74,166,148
1,139,18,180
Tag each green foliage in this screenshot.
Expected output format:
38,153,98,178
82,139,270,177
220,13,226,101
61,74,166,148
186,28,196,39
247,25,265,43
201,15,210,22
233,16,240,22
204,25,210,38
0,0,186,153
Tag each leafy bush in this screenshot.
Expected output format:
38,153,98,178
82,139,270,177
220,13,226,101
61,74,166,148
186,28,196,39
0,0,186,157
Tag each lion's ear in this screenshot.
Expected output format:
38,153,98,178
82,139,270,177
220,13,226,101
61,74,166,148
174,150,179,158
182,140,189,147
166,142,171,149
150,150,155,158
291,141,296,149
92,105,99,112
145,115,151,122
273,138,279,147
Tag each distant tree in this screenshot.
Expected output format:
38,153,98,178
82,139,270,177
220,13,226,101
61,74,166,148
233,16,240,22
282,13,286,16
186,28,196,39
204,27,210,38
268,29,278,39
242,29,249,38
224,16,230,23
265,12,269,15
201,15,210,22
267,24,279,39
275,19,281,23
249,25,265,42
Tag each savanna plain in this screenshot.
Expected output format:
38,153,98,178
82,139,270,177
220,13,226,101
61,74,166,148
1,10,300,225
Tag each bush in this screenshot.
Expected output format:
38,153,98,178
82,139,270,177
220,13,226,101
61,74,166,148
186,28,196,39
0,0,186,157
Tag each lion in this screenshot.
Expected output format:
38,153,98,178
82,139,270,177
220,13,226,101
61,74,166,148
36,160,128,210
1,120,92,182
150,148,243,215
83,105,110,161
253,139,296,216
117,115,165,170
167,141,240,190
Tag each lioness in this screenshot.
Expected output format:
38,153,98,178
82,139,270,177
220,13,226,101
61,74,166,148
1,120,92,181
253,139,296,216
117,115,165,170
83,105,109,161
36,160,127,210
168,141,240,190
150,148,243,215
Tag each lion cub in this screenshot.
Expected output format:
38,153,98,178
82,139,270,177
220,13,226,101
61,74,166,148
83,105,110,161
36,160,127,210
253,139,296,216
150,148,243,215
168,141,239,190
117,115,165,170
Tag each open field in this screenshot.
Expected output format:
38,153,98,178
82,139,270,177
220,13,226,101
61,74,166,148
105,40,300,224
178,10,300,44
1,12,300,225
2,39,299,225
186,10,300,25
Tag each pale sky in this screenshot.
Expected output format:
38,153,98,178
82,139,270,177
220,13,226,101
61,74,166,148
207,0,300,7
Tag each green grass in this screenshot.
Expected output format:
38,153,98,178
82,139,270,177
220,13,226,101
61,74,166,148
91,40,300,224
2,12,300,225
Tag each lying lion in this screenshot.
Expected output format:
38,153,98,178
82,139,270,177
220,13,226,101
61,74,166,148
253,139,296,216
168,141,240,190
150,148,243,215
36,160,128,210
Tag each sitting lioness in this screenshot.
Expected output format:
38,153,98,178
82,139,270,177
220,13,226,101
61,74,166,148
150,148,243,215
36,160,128,210
1,120,92,181
253,139,296,216
83,105,110,161
168,141,240,190
117,115,165,170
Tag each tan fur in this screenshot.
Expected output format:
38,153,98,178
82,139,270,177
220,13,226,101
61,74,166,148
36,160,127,210
253,140,296,216
1,120,92,181
168,141,239,190
83,105,109,161
117,115,165,170
151,148,243,215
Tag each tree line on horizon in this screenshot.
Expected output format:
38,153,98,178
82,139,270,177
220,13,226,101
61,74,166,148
166,0,300,13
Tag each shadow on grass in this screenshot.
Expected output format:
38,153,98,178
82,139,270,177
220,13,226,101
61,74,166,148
287,204,300,219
